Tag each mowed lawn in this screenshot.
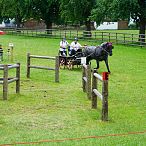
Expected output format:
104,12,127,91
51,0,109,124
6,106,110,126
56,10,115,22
0,35,146,146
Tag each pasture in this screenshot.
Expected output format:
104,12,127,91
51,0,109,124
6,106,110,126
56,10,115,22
0,35,146,145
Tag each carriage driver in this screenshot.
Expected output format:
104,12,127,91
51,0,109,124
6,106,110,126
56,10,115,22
69,38,82,56
59,38,70,56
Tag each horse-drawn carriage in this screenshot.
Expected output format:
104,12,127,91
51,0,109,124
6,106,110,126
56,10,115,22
59,53,82,69
59,42,114,72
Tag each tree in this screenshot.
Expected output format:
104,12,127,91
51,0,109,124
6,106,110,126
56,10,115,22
0,0,32,28
32,0,60,31
0,0,2,23
91,0,112,25
60,0,96,31
91,0,146,41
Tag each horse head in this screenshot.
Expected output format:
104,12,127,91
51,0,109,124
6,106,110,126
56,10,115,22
101,42,114,56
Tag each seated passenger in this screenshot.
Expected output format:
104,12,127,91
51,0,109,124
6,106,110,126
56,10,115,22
69,38,82,56
59,38,70,56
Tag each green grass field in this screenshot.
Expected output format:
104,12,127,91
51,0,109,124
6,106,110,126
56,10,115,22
0,35,146,146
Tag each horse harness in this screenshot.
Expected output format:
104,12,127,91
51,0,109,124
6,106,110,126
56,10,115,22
88,46,110,58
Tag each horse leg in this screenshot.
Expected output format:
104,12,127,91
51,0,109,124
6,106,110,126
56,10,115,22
105,59,110,73
96,60,99,69
92,60,99,73
86,56,91,65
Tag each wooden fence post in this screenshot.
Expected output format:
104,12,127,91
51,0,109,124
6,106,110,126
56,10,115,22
82,66,86,92
27,53,30,78
70,31,71,39
16,63,20,93
132,34,134,44
94,32,97,39
92,69,97,109
102,32,103,42
55,56,59,82
123,33,126,44
77,30,79,38
101,72,109,121
87,65,91,99
109,33,111,42
116,33,118,44
11,46,14,62
3,65,8,100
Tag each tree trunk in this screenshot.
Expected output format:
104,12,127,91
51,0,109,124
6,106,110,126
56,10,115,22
84,20,92,37
139,19,146,42
46,21,52,35
138,0,146,43
85,20,91,31
16,21,21,28
15,16,22,32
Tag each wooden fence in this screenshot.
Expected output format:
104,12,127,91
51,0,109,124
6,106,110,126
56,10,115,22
82,66,109,121
0,63,20,100
2,28,146,47
82,64,91,99
26,53,59,82
92,70,109,121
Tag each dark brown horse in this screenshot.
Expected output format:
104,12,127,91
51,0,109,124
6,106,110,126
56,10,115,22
82,42,114,73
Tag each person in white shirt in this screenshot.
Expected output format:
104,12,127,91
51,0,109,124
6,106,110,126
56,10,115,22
59,38,70,56
69,38,82,56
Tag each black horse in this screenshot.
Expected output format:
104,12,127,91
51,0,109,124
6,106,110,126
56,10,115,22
82,42,114,73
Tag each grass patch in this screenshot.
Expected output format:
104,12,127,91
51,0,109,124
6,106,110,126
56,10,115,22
0,35,145,145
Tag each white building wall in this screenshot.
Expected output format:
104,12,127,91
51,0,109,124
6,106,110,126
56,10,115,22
94,22,118,30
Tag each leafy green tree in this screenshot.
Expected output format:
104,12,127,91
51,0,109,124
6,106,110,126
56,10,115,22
0,0,2,23
91,0,112,25
32,0,60,30
0,0,32,28
111,0,146,41
91,0,146,41
60,0,96,31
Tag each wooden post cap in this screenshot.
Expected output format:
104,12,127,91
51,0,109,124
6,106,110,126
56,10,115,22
102,72,109,80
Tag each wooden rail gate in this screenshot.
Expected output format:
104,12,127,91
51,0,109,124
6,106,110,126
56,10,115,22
27,53,59,82
0,63,20,100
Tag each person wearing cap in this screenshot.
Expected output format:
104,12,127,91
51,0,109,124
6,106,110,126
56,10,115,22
69,38,82,56
59,38,70,56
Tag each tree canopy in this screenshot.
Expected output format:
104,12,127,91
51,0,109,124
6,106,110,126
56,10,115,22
0,0,32,28
91,0,112,25
91,0,146,38
110,0,146,35
60,0,96,31
31,0,60,29
0,0,146,39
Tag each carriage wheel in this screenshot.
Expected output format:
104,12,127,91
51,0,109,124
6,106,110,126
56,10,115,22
67,60,73,70
59,58,66,69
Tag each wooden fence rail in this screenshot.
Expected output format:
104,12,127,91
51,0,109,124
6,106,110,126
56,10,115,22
0,63,20,100
92,70,109,121
26,53,59,82
82,64,91,99
2,28,146,47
